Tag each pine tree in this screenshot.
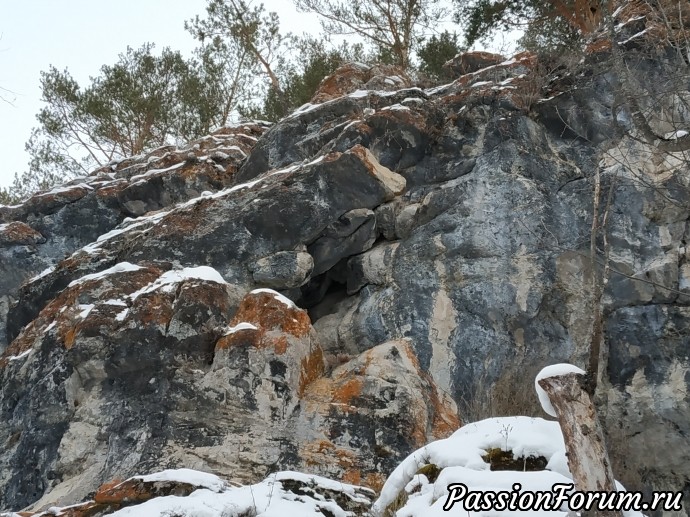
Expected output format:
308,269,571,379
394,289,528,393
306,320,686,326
242,39,366,122
418,31,462,81
4,43,246,204
454,0,603,52
292,0,447,70
187,0,294,114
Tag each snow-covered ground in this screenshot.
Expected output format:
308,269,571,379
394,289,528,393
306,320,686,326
371,364,646,517
1,470,374,517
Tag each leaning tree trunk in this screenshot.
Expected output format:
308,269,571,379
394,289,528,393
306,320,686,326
538,373,622,517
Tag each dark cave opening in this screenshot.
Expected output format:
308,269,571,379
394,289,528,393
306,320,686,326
298,266,350,323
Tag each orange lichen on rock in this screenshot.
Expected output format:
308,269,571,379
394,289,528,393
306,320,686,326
22,185,90,213
0,221,45,246
94,478,152,504
93,476,201,506
585,37,613,54
511,51,538,68
300,435,386,492
401,340,423,371
94,180,128,200
301,439,337,467
43,501,108,517
341,468,362,486
178,162,229,184
299,377,333,407
331,377,364,405
454,51,537,89
444,51,505,77
428,381,462,440
129,291,174,328
334,447,358,469
298,345,326,397
0,264,167,367
216,290,312,354
364,472,387,493
62,325,80,350
368,104,430,137
399,340,460,440
176,282,234,317
311,63,411,103
0,324,40,369
0,283,83,367
214,326,261,351
240,290,311,337
147,206,210,239
273,334,289,355
311,63,371,103
93,478,124,503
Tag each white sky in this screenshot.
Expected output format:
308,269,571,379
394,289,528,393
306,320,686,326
0,0,323,189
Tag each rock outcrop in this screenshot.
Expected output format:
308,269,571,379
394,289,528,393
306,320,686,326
310,62,412,103
0,123,266,351
443,50,505,76
2,13,690,514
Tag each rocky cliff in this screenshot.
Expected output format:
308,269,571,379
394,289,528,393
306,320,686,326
1,11,689,515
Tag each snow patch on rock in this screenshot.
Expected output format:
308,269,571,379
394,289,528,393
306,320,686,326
250,288,296,308
134,468,227,493
68,262,144,287
372,416,566,515
223,322,259,335
535,363,586,418
130,266,227,300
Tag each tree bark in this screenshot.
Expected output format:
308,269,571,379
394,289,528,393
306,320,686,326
538,373,622,517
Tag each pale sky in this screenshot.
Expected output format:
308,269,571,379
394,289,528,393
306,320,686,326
0,0,321,188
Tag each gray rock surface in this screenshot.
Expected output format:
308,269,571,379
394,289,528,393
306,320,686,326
0,123,266,354
1,33,690,514
251,250,314,288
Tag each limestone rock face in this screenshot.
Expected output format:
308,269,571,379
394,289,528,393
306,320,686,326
0,264,244,509
0,266,452,511
2,35,690,514
298,340,460,490
0,123,266,353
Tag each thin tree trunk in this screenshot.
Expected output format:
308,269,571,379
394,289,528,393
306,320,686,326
587,165,603,394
